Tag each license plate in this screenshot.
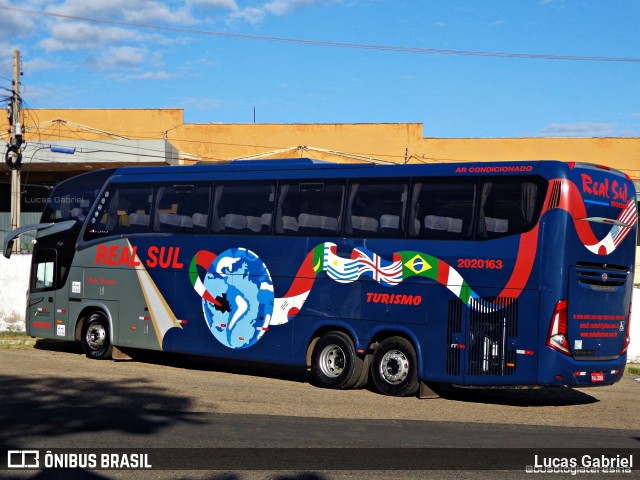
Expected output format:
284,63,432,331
591,372,605,383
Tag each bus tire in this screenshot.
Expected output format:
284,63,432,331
310,331,364,390
81,312,113,360
353,353,371,389
370,336,419,397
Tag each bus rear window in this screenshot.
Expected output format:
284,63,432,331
41,169,114,223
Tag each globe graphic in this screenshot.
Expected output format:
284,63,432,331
202,248,274,349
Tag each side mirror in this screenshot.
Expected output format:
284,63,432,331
3,239,14,259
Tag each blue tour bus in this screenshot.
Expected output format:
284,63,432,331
4,159,637,397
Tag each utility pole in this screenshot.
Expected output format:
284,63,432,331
7,50,23,253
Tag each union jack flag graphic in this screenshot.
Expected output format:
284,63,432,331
352,248,403,287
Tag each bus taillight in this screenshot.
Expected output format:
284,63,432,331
547,299,570,355
621,303,632,355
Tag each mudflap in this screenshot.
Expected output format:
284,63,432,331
418,381,440,399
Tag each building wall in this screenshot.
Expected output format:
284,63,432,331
15,108,184,140
167,122,422,163
423,137,640,175
1,109,639,180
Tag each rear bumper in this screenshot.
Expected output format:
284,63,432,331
537,353,626,387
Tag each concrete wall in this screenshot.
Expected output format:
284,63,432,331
0,255,30,332
1,254,638,363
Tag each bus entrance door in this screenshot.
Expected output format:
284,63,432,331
27,248,67,339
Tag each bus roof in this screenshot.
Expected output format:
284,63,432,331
109,158,560,180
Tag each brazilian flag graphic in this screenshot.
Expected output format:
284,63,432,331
397,251,472,305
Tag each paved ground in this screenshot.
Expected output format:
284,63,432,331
0,343,639,480
0,342,638,429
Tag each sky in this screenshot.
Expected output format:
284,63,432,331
0,0,639,138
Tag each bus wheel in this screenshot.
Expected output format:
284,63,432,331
352,353,371,389
81,312,113,360
310,332,364,389
371,336,419,397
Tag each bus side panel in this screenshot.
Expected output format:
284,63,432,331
417,281,467,384
132,236,298,365
73,241,162,351
412,236,541,386
26,299,57,340
462,286,539,386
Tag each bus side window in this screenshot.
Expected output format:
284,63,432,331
276,181,345,236
153,184,211,234
32,249,56,291
477,181,541,239
85,185,153,239
213,182,275,235
410,180,476,240
346,181,408,238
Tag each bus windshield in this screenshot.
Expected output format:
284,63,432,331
41,169,114,223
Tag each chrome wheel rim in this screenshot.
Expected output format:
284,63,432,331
318,344,346,378
86,322,107,351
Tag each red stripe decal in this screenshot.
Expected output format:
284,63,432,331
499,224,539,298
32,322,52,329
436,259,449,286
282,249,317,298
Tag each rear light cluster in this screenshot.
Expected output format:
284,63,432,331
547,299,570,355
621,302,632,355
547,299,632,357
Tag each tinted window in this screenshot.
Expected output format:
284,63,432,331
276,181,345,235
154,184,211,233
347,181,408,237
31,248,56,292
477,180,544,239
410,180,477,240
41,169,114,223
85,184,153,239
213,182,275,235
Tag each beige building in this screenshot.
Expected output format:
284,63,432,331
2,108,639,173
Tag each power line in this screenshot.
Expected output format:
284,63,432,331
5,6,640,64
